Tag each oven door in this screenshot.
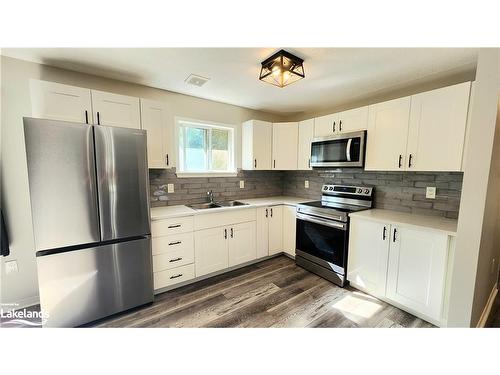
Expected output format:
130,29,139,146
310,130,365,167
295,213,348,275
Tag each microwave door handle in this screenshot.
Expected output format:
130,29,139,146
346,138,352,162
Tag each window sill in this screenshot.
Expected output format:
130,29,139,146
175,171,238,178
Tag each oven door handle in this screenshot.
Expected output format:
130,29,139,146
297,213,347,231
346,138,352,162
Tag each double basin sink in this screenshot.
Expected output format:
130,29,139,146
188,200,249,210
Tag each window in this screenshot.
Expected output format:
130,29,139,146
176,119,235,175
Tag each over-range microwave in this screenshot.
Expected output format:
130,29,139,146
310,130,366,168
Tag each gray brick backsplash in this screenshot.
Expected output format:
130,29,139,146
149,167,463,219
282,169,463,219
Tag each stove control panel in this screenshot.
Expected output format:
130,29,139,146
322,184,373,197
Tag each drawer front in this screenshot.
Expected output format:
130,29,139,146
152,216,194,237
153,246,195,272
154,264,195,290
152,232,194,256
194,208,256,230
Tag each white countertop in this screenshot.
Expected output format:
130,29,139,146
349,209,458,236
150,196,311,221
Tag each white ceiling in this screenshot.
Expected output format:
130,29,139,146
1,48,478,115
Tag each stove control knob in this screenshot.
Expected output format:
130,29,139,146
364,189,370,194
323,186,328,191
357,188,362,193
329,187,334,191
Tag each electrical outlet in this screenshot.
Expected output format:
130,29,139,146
167,184,174,193
239,180,245,189
304,180,309,189
426,186,436,199
5,260,18,274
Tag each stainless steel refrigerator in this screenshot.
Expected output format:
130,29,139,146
23,117,153,327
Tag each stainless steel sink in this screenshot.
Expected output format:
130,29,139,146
217,200,248,207
188,202,222,210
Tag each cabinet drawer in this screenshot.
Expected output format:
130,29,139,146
152,216,194,237
154,264,195,290
153,245,194,272
152,232,194,256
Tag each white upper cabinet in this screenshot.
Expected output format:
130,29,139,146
30,79,92,124
297,118,314,170
141,99,172,169
91,90,141,129
241,120,273,170
386,225,449,321
406,82,471,172
365,96,411,171
336,106,369,133
347,218,390,298
272,122,298,170
314,113,338,137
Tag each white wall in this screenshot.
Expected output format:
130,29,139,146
0,55,285,308
447,48,500,327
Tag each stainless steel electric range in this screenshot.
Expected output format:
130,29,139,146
295,184,374,287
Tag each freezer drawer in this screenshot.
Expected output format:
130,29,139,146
37,237,153,327
94,125,150,241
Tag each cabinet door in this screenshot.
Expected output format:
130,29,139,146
297,119,314,170
386,226,448,320
347,218,391,297
407,82,471,172
30,79,92,124
91,90,141,129
282,205,297,257
272,122,298,170
256,207,270,258
194,226,229,277
268,205,283,255
365,96,411,171
141,99,172,168
337,106,368,133
314,113,338,137
242,120,272,170
228,221,257,267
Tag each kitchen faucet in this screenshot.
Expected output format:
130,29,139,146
207,190,214,203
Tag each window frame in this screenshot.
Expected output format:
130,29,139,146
175,117,237,177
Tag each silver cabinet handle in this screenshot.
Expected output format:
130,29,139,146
169,257,183,263
170,274,183,279
168,224,181,229
168,241,181,246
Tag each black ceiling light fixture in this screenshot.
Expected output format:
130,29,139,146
259,49,305,88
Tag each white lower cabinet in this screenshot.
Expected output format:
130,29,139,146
195,226,230,277
154,264,195,290
386,225,448,320
256,205,284,257
282,205,297,257
347,218,390,298
348,217,451,324
228,221,257,267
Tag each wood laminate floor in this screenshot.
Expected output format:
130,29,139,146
94,256,433,328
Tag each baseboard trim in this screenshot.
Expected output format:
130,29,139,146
476,283,498,328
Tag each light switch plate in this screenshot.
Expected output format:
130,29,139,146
5,260,18,274
167,184,175,193
239,180,245,189
304,180,309,189
426,186,436,199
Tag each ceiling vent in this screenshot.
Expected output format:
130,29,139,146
185,74,210,87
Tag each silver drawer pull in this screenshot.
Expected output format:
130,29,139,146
168,224,181,228
170,274,183,279
168,241,182,246
169,257,183,263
